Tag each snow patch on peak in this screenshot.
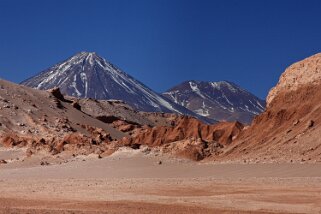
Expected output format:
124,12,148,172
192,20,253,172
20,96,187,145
189,81,205,98
78,51,96,56
86,53,94,65
210,81,238,93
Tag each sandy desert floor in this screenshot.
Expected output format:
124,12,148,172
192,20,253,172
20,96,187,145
0,147,321,214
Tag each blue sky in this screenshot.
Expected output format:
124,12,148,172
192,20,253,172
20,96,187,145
1,0,321,99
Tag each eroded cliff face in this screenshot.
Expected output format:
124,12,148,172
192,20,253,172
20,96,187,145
118,116,243,161
267,53,321,106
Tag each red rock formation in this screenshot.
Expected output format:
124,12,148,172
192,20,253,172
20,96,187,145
113,115,243,160
216,54,321,163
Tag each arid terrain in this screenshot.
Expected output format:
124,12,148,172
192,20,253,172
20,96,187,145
1,53,321,213
1,148,321,214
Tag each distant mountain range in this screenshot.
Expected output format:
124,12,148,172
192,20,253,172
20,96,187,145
21,52,265,123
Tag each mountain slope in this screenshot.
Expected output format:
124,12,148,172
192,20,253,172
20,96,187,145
163,80,265,124
21,52,200,118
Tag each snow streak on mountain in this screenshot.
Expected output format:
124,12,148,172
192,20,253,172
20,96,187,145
163,80,265,124
21,52,194,115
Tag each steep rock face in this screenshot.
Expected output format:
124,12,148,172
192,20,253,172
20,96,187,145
21,52,198,116
216,53,321,163
163,80,265,124
267,53,321,106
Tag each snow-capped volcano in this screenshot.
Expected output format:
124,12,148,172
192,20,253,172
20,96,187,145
163,80,265,124
21,52,195,115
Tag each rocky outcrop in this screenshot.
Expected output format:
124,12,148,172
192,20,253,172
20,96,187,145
120,116,243,147
48,87,67,101
119,116,243,160
0,131,116,157
267,53,321,106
